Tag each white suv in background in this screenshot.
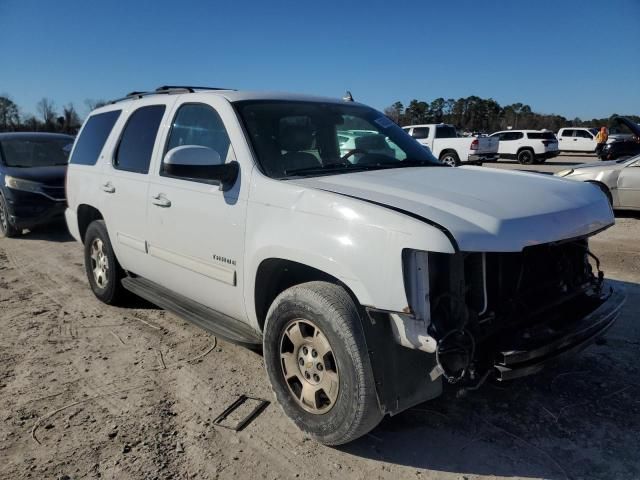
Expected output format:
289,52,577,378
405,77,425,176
557,127,599,153
490,129,560,164
64,86,623,445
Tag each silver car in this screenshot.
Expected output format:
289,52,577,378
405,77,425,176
556,155,640,210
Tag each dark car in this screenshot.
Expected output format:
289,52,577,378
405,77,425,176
599,116,640,161
0,132,74,237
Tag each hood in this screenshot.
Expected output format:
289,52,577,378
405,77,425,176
289,166,614,252
2,165,67,186
613,116,640,137
571,159,624,171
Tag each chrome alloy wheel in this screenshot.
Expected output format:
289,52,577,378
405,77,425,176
90,238,109,288
279,319,339,414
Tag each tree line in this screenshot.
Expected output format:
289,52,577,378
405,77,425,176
1,93,637,136
384,96,640,134
0,95,107,134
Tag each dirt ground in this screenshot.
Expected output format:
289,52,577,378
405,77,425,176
1,154,638,480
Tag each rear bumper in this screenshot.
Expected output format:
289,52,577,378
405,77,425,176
494,284,625,381
65,207,81,242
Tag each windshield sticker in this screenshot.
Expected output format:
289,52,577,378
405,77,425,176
374,116,394,129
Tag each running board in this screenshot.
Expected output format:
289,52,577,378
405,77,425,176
121,276,262,348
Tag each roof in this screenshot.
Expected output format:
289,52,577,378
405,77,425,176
92,87,364,115
0,132,74,140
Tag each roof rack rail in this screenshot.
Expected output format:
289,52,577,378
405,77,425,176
109,85,235,105
155,85,233,92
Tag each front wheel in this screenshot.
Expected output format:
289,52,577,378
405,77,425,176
0,194,19,238
263,281,383,445
83,220,127,305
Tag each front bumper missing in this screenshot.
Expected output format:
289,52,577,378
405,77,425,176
494,284,625,381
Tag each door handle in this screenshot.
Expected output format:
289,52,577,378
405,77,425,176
101,182,115,193
151,194,171,208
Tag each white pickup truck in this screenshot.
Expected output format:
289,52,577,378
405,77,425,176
65,87,624,445
403,124,499,166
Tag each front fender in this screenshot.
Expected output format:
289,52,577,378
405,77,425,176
243,173,455,329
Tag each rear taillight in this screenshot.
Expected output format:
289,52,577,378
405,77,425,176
470,139,479,150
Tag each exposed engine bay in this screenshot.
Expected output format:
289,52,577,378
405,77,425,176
401,237,622,389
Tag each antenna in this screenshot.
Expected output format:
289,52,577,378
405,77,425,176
343,91,354,102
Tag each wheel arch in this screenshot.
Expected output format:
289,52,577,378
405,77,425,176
516,146,535,156
77,204,104,243
254,258,362,332
438,148,458,159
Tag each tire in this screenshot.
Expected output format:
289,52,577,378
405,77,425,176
517,149,535,165
263,281,383,445
83,220,126,305
439,151,460,167
0,193,19,238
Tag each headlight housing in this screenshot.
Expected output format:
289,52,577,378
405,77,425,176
4,175,43,193
555,169,574,178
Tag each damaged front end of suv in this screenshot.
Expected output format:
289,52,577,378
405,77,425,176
364,236,625,416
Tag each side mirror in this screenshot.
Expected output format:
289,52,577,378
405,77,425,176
163,146,239,190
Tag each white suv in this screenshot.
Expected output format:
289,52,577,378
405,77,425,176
65,86,624,445
490,129,560,164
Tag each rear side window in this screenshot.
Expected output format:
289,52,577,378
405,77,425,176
561,129,575,137
435,125,457,139
411,127,429,139
574,130,593,139
114,105,166,174
501,132,523,141
69,110,121,166
527,132,556,139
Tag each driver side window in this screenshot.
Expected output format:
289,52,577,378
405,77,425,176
163,103,231,179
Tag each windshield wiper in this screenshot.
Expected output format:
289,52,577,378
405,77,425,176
284,162,373,176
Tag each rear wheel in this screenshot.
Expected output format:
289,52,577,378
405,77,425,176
0,194,19,238
263,281,382,445
517,149,535,165
440,151,460,167
83,220,127,304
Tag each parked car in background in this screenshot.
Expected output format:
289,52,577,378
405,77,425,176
403,123,499,166
0,132,74,237
489,129,559,164
337,130,399,160
598,117,640,161
557,127,599,153
556,154,640,210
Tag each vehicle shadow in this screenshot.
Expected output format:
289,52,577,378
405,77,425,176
339,279,640,480
615,210,640,220
17,222,74,242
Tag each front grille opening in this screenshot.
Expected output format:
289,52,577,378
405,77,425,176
428,239,602,341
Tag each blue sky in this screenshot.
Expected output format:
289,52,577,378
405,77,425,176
1,0,639,120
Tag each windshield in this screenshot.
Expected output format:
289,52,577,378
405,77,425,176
0,136,74,167
236,101,440,178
